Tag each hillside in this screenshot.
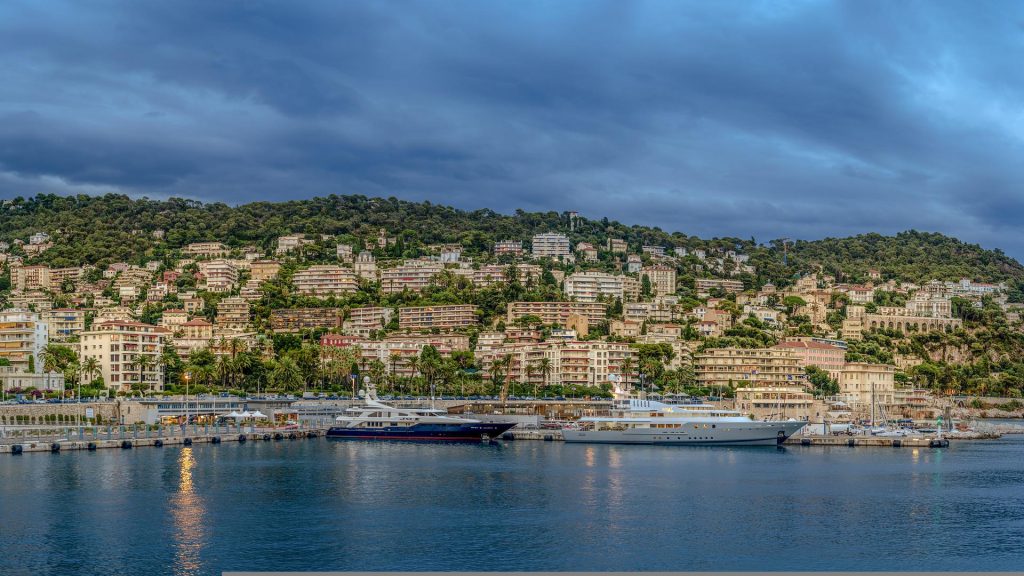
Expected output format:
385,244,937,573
2,194,1023,293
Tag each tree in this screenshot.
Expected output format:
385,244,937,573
805,366,839,397
269,357,303,392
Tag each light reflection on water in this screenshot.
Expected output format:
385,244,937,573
2,437,1024,574
171,448,205,576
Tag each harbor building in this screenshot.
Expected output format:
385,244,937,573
734,386,814,421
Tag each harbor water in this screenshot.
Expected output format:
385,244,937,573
2,436,1023,574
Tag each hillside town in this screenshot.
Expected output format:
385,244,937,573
1,217,1022,425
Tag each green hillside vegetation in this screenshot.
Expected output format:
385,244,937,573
3,194,1023,294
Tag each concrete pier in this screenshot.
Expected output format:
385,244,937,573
0,428,326,454
501,429,952,448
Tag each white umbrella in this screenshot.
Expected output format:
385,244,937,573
223,411,243,418
250,411,268,419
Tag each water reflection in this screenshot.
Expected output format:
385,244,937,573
171,448,206,576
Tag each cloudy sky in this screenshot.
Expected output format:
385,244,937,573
2,1,1023,255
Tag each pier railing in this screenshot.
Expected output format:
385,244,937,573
0,420,327,445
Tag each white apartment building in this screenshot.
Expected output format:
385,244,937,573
565,271,624,302
293,265,358,296
0,310,48,373
79,321,169,392
531,233,571,259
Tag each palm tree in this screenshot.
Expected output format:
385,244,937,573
537,357,552,396
619,356,635,390
269,357,303,392
126,354,156,394
82,357,100,387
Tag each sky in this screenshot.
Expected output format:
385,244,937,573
1,1,1023,256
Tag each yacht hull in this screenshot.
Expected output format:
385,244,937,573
326,422,515,441
562,421,805,446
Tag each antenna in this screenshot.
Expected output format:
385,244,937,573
779,237,792,266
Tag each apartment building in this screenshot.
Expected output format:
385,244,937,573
174,318,215,357
694,278,745,296
626,255,643,273
642,245,666,257
479,340,637,387
507,301,607,326
773,339,846,380
239,279,263,302
471,264,542,287
160,309,189,333
183,242,229,258
13,265,50,292
576,242,598,262
79,321,168,392
564,271,623,302
198,259,238,292
276,234,313,255
641,265,677,296
607,238,627,254
0,310,48,373
293,265,358,296
398,305,479,331
42,308,87,342
322,333,471,377
250,260,281,282
337,244,354,262
531,233,571,259
269,308,342,332
839,363,897,409
354,251,378,280
381,262,444,294
343,307,394,336
49,267,83,292
494,240,525,257
734,386,814,421
624,301,675,323
216,296,250,331
695,347,805,390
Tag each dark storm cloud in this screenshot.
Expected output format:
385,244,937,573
1,1,1023,255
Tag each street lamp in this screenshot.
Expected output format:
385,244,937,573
183,372,191,429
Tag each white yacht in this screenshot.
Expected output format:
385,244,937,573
562,382,805,446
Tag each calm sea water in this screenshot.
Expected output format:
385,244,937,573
2,436,1024,574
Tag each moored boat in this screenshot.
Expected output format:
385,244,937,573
326,382,514,441
562,380,805,446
